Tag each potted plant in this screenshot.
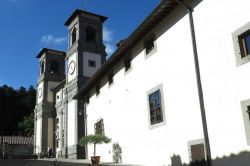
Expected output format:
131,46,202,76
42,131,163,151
79,134,111,164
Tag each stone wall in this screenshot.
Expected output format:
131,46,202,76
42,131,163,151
0,144,34,159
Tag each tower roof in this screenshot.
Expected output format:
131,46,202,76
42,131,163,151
36,48,66,59
64,9,107,26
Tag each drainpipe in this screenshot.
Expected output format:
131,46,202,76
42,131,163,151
173,1,212,166
83,99,88,159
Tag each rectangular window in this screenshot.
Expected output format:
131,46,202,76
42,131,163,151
40,61,45,75
232,22,250,66
239,31,250,58
88,60,96,68
95,119,104,135
148,89,163,125
241,99,250,145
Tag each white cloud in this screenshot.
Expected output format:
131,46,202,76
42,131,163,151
103,26,113,43
103,26,116,56
105,43,116,56
41,34,66,46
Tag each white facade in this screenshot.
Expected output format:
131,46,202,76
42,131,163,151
67,100,77,146
83,0,250,165
35,118,42,153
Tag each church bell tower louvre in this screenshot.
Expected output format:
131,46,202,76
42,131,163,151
34,48,66,156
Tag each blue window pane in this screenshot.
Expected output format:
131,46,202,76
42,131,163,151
149,93,155,109
149,93,155,103
245,34,250,55
148,89,163,125
155,90,161,108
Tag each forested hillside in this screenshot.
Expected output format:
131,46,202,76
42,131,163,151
0,85,36,136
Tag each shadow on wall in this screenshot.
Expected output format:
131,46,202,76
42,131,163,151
171,151,250,166
112,143,122,164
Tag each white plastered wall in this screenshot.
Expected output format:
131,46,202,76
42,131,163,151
86,0,250,165
86,9,203,165
193,0,250,159
67,100,77,146
36,118,42,153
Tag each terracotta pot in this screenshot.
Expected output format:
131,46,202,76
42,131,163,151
91,156,101,164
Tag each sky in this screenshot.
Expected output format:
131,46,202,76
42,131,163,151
0,0,160,89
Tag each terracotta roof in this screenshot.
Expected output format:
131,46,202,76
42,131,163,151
36,48,66,59
64,9,107,26
1,136,33,145
74,0,181,99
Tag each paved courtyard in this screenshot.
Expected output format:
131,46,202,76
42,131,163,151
0,159,137,166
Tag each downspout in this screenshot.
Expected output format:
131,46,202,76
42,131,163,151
64,89,68,158
173,1,212,166
83,98,88,159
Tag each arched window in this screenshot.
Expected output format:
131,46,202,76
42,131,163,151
86,26,96,43
40,61,45,75
71,28,77,45
50,60,59,74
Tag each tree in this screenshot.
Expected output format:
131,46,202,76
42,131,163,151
0,85,36,136
18,113,34,136
79,134,111,156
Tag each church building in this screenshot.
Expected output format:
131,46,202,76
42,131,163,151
34,10,107,159
34,0,250,165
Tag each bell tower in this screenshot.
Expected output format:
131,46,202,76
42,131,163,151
63,9,107,159
34,48,66,156
65,9,107,84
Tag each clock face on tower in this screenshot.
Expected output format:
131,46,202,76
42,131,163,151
68,60,76,75
37,82,44,104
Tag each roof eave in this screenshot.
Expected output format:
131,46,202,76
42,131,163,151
64,9,107,26
74,0,181,99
